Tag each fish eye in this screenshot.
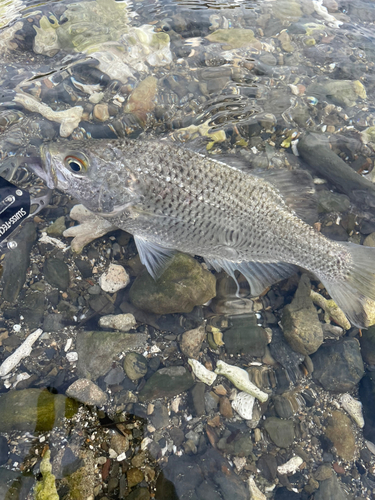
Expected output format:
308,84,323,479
64,153,88,173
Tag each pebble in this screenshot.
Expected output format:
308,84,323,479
277,456,303,475
219,396,233,419
138,366,194,402
99,263,130,293
93,103,110,121
179,325,206,359
340,393,364,428
325,410,356,461
43,257,70,291
263,417,295,448
66,378,108,406
123,352,148,380
99,313,136,332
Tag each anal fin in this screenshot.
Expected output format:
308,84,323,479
205,258,297,296
134,235,175,280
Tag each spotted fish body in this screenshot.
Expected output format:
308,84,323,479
39,138,375,327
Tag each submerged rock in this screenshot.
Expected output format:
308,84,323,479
0,389,78,432
123,352,148,380
129,253,216,315
206,29,261,50
66,378,107,406
180,325,206,359
325,410,356,461
263,417,295,448
281,274,323,356
138,366,194,402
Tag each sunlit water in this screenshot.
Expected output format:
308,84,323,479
0,0,375,499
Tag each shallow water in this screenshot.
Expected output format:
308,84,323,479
0,0,375,499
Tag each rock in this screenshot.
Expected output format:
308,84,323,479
43,313,65,332
110,433,129,455
104,366,125,385
180,325,206,359
257,454,278,482
314,473,349,500
263,417,295,448
317,190,351,213
363,232,375,247
125,487,150,500
0,436,9,466
217,431,253,457
273,391,301,419
0,388,78,432
99,263,130,293
307,79,366,108
191,382,206,416
43,257,70,291
224,315,268,356
281,274,323,355
99,313,136,332
205,391,220,413
274,488,301,499
325,410,356,460
123,352,148,380
268,327,305,384
93,103,110,121
359,372,375,443
127,468,144,488
66,378,107,406
76,331,148,379
359,326,375,365
206,28,260,50
45,216,66,237
150,402,169,429
129,253,216,315
1,221,37,303
311,338,364,392
139,366,194,402
274,0,302,20
124,76,157,126
19,290,45,329
219,396,233,419
314,465,333,481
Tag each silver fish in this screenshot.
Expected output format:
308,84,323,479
37,138,375,327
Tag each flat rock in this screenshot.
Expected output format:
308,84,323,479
224,315,268,356
325,410,356,461
179,325,206,359
311,338,364,392
139,366,194,402
18,290,45,329
129,253,216,315
44,257,70,291
314,473,349,500
0,388,78,432
263,416,295,448
123,352,148,380
281,274,323,356
66,378,107,406
76,330,148,379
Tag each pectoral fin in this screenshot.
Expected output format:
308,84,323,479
134,235,175,280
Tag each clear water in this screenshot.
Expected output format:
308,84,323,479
0,0,375,498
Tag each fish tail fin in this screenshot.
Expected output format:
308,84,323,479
321,242,375,328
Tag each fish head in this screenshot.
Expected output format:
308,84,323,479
39,141,141,215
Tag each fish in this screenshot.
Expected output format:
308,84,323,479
34,137,375,328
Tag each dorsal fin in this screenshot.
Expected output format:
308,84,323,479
253,169,318,225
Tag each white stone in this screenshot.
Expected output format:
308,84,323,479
99,313,136,332
340,393,364,428
248,477,266,500
277,456,303,475
188,359,217,385
99,263,130,293
66,352,78,362
215,360,268,402
233,456,246,472
116,452,126,461
64,338,73,352
231,391,255,420
0,329,43,377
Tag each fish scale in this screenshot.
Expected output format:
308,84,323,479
36,138,375,327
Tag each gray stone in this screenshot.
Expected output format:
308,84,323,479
125,487,150,500
281,274,323,356
151,402,169,429
191,382,206,416
217,432,253,456
129,253,216,315
169,427,184,447
224,315,268,356
311,338,364,392
104,366,125,385
19,290,45,329
359,325,375,365
46,216,66,236
180,325,206,359
205,391,220,413
139,366,194,402
66,378,107,406
44,257,70,291
99,313,136,332
0,436,9,466
43,313,65,332
1,221,37,303
123,352,148,380
263,417,295,448
317,190,350,213
325,410,356,461
76,331,148,380
314,473,349,500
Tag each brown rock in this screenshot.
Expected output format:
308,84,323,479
179,325,206,359
93,103,110,121
127,468,144,488
219,396,233,419
325,410,356,461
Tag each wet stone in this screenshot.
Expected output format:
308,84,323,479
224,315,268,356
74,258,93,278
99,313,136,332
139,366,194,402
125,487,150,500
219,396,233,419
325,411,356,461
43,313,65,332
45,216,66,236
363,233,375,247
359,326,375,365
314,464,333,481
169,427,184,447
281,274,323,356
0,388,78,432
217,431,253,457
311,338,364,392
191,382,206,417
127,468,144,488
205,391,220,413
263,417,295,448
0,436,9,466
99,263,130,293
257,453,278,481
19,290,45,329
123,352,148,380
66,378,108,407
151,402,169,430
76,331,148,379
317,190,351,213
104,366,125,385
314,473,349,500
179,325,206,359
129,253,216,315
43,257,70,291
0,221,37,303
